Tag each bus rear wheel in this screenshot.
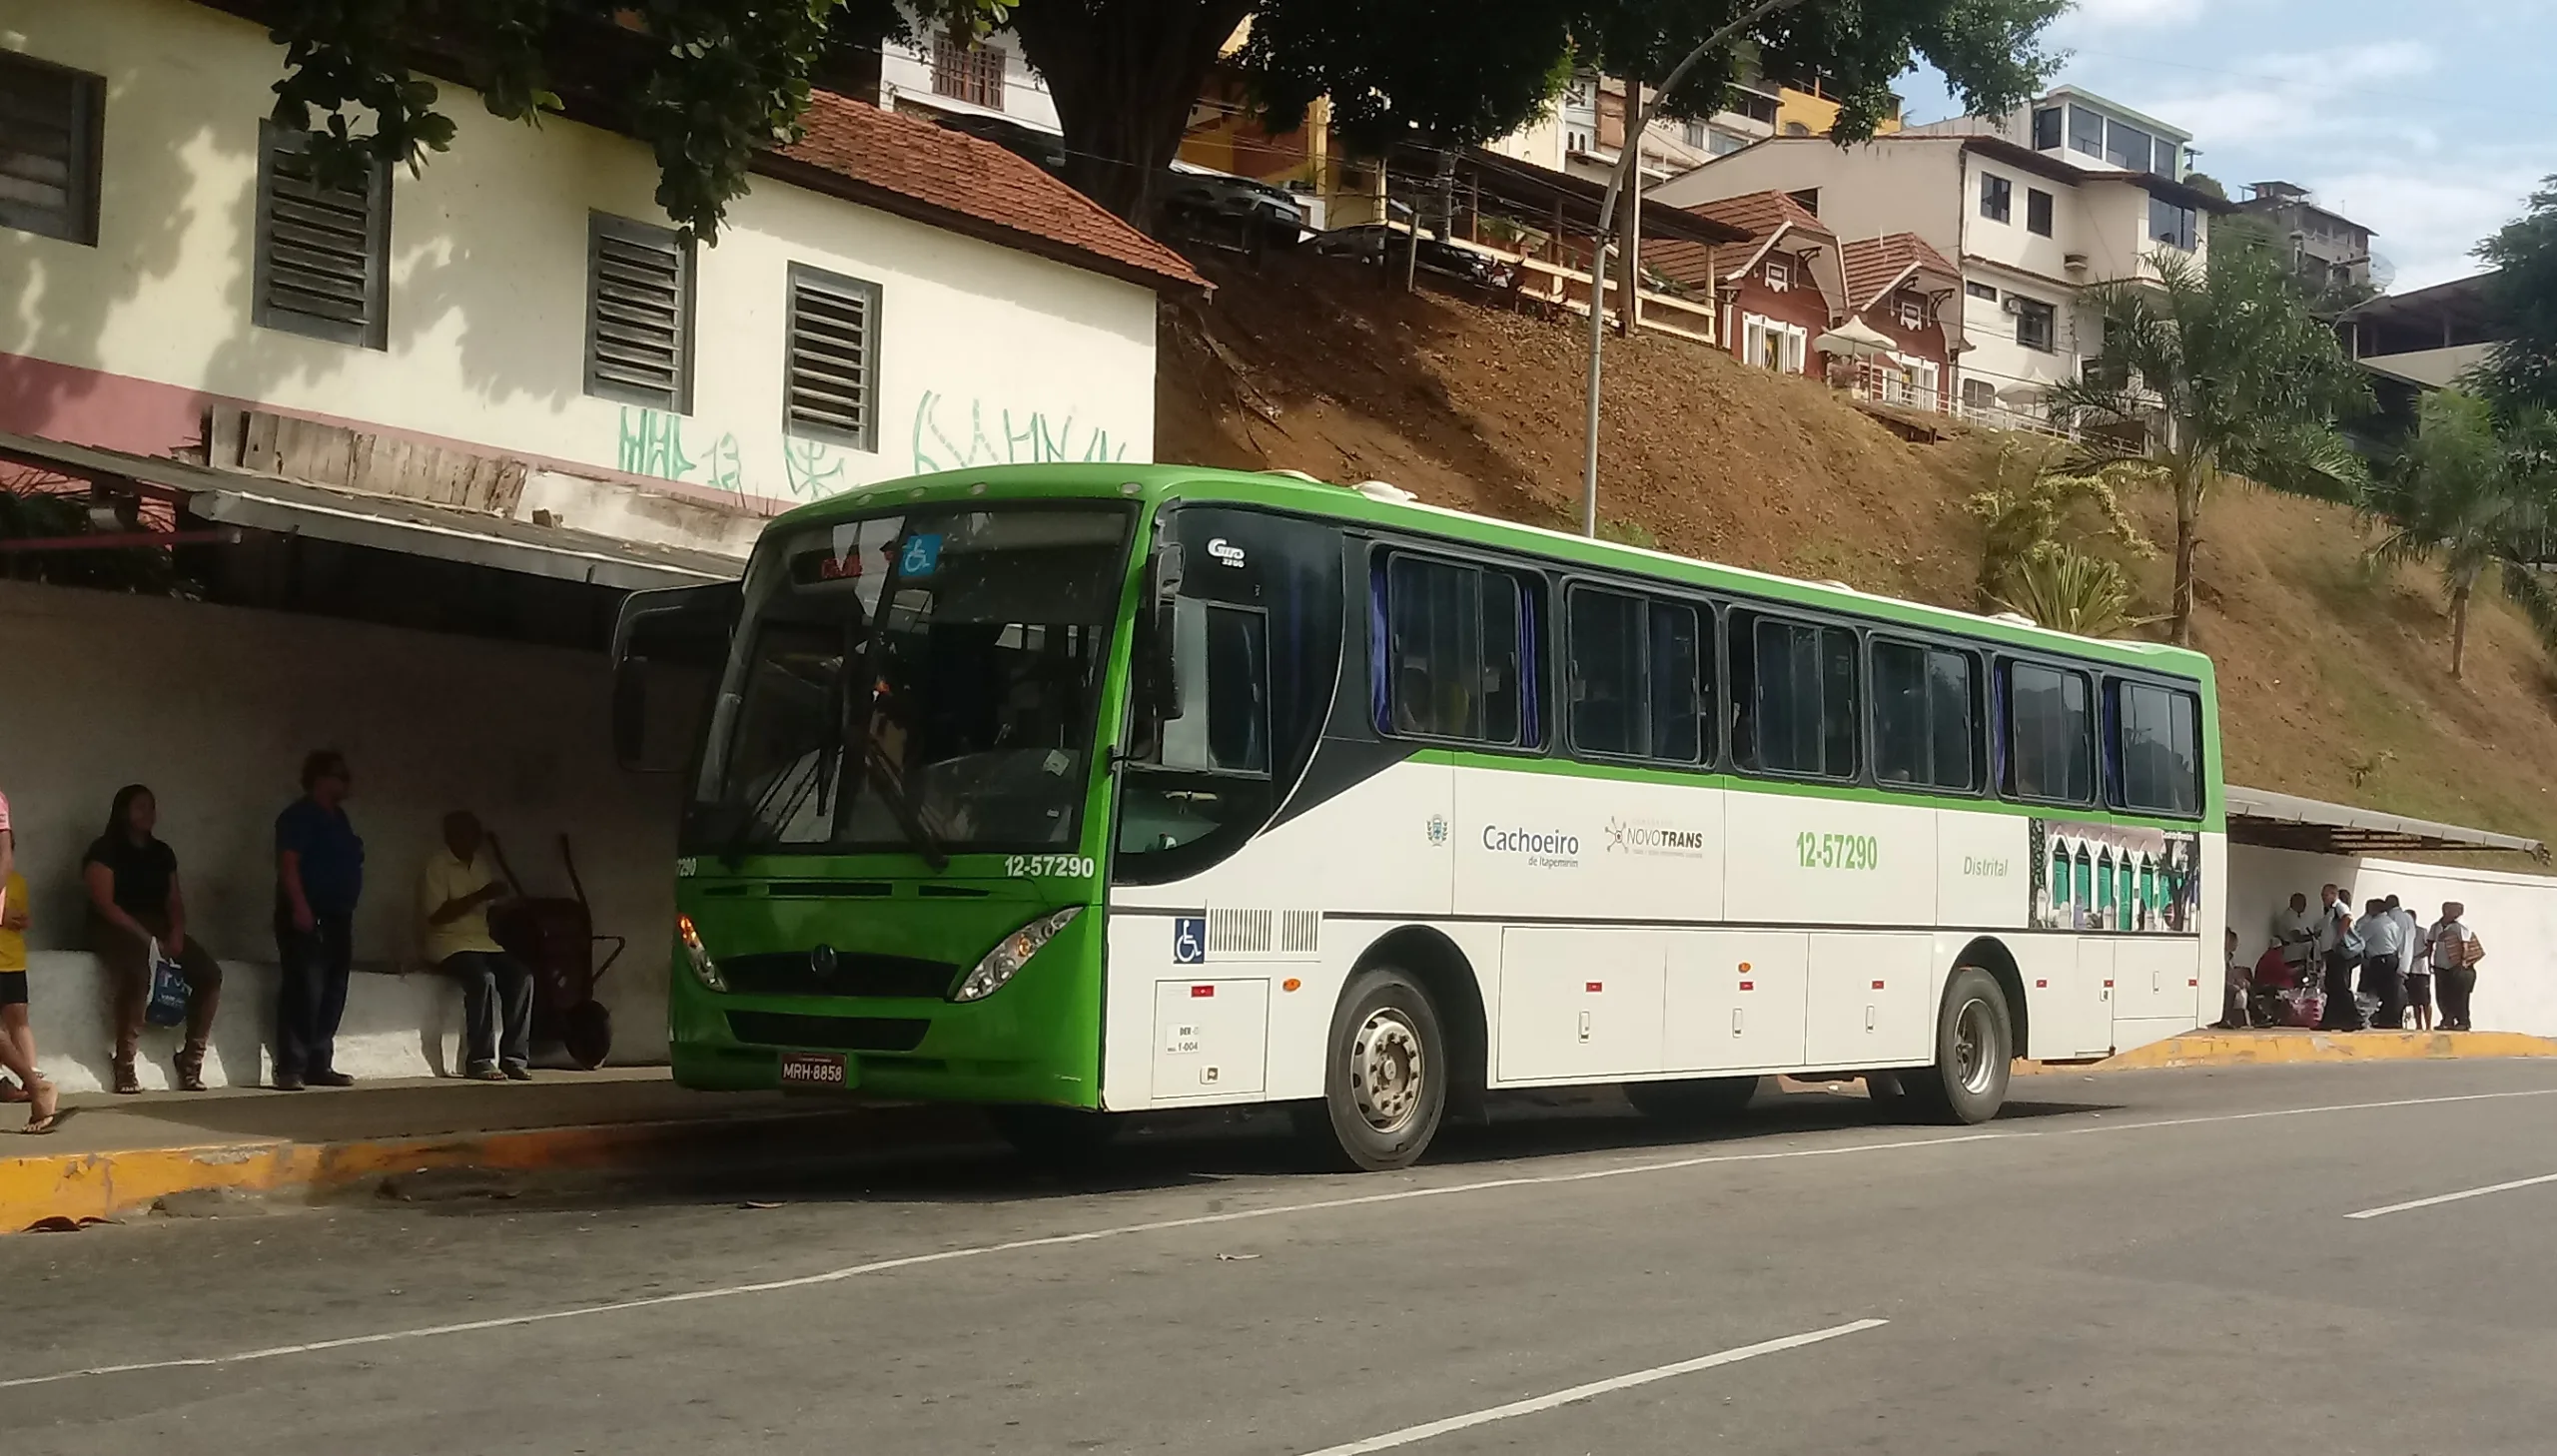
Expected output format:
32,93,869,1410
1623,1076,1761,1125
1304,967,1446,1171
1902,967,2013,1124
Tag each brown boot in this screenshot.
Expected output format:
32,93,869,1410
112,1056,142,1094
174,1046,208,1092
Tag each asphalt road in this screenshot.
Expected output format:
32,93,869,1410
8,1061,2557,1455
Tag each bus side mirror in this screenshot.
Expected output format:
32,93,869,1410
610,582,740,773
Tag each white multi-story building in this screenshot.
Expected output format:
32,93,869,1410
1489,69,1782,186
1653,95,2223,416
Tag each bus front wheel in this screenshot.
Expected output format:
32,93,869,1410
1903,967,2014,1124
1305,968,1447,1171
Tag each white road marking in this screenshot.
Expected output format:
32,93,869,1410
1293,1318,1889,1456
10,1083,2556,1391
2346,1170,2557,1220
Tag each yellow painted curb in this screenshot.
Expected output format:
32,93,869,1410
0,1111,907,1232
2016,1030,2557,1076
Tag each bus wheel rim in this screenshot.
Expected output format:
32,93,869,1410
1351,1009,1425,1135
1953,997,1998,1095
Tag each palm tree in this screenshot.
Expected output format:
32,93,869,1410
2360,390,2557,679
2047,225,2369,645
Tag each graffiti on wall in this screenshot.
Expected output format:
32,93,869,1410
909,390,1133,474
613,389,1138,503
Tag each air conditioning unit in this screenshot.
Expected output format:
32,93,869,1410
2064,252,2090,273
2001,295,2025,315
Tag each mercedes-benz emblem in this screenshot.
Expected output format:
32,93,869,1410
811,944,839,980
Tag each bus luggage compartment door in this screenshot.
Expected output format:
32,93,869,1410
1496,928,1666,1083
1152,979,1270,1102
1663,931,1809,1073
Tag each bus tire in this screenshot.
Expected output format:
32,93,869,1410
1310,967,1447,1171
1623,1076,1760,1125
988,1104,1122,1168
1906,967,2013,1124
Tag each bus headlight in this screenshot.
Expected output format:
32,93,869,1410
954,907,1082,1003
677,914,726,992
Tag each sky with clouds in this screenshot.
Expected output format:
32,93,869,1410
1898,0,2556,290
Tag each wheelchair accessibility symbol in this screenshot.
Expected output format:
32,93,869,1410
898,533,943,577
1172,916,1207,966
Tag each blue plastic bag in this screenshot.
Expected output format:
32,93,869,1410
144,941,190,1028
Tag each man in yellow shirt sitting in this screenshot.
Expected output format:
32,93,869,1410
419,811,533,1082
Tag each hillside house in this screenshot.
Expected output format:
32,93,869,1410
1650,191,1845,376
2238,182,2380,295
1653,127,2227,425
1838,234,1965,409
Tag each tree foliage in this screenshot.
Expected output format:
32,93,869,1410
2360,390,2557,679
1965,439,2153,614
261,0,996,241
2047,223,2370,645
2472,177,2557,419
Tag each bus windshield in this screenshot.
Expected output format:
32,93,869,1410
690,504,1134,857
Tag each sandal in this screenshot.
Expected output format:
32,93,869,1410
112,1056,142,1095
24,1078,58,1134
174,1047,208,1092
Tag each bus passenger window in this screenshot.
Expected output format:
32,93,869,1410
1736,611,1858,778
1567,586,1645,757
1383,553,1528,747
2003,661,2093,803
2115,680,2200,816
1872,640,1979,791
1649,600,1705,764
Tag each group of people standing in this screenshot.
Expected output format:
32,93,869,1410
0,754,536,1129
2227,885,2485,1033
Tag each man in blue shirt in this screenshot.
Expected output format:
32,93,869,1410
274,749,364,1090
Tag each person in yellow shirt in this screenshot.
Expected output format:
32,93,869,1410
419,811,532,1082
2,868,60,1132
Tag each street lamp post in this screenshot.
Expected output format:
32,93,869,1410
1579,0,1809,537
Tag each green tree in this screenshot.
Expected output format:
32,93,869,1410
2180,171,2226,201
2473,177,2557,418
260,0,2066,237
2047,225,2370,646
2360,391,2557,679
258,0,1001,241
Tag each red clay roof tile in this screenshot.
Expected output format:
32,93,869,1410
1685,190,1836,245
766,94,1208,297
1839,233,1959,311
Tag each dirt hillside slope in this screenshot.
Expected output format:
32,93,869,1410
1158,254,2557,850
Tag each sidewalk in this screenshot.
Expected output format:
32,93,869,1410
0,1069,974,1231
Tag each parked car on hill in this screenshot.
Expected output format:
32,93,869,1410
1161,172,1307,248
1309,225,1516,288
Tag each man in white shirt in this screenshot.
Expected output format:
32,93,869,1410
2357,898,2405,1031
2270,894,2317,986
2429,903,2484,1032
2388,896,2431,1031
2314,885,2363,1031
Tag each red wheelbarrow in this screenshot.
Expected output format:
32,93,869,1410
488,833,625,1070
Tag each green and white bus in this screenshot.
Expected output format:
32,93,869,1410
612,463,2221,1170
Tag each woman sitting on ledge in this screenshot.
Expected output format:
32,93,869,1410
86,784,224,1093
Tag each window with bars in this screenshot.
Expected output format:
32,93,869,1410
584,214,694,411
253,121,392,350
783,264,883,451
930,39,1006,109
0,52,104,246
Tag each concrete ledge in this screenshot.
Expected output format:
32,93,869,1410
20,952,645,1094
2019,1030,2557,1075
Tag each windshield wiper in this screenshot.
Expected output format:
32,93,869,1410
859,734,950,871
723,746,836,865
